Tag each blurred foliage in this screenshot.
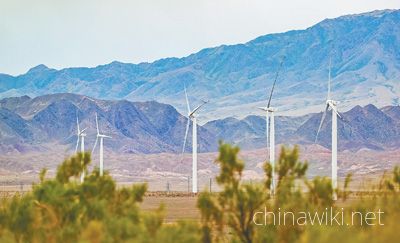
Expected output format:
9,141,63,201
197,142,400,243
197,143,310,242
0,152,201,242
385,165,400,192
0,146,399,243
198,143,269,242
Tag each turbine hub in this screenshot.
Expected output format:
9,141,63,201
258,106,276,112
266,107,276,112
327,99,338,106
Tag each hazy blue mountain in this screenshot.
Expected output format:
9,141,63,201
0,94,217,154
381,105,400,121
0,107,35,142
1,94,399,153
205,104,400,151
203,115,309,149
0,9,399,120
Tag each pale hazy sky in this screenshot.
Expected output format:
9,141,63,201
1,0,399,75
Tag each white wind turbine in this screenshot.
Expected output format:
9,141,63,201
75,115,87,183
92,113,112,176
182,86,208,193
315,57,340,200
258,57,285,196
74,95,95,183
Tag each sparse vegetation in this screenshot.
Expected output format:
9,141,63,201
0,144,399,243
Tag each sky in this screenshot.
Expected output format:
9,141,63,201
0,0,399,75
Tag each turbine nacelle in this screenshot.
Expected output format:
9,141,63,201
326,100,341,118
326,99,338,106
258,106,276,112
98,134,112,138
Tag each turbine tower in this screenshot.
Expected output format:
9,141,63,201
92,113,112,176
182,86,208,193
315,57,340,200
258,57,285,196
75,116,87,183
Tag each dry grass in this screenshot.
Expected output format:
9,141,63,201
141,194,200,222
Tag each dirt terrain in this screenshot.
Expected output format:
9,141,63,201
0,145,398,192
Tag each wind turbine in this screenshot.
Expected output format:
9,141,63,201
75,115,87,183
92,113,112,176
74,95,96,182
258,57,285,196
315,57,340,200
182,86,208,193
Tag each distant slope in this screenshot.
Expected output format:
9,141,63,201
0,9,399,120
294,104,400,150
205,104,400,151
1,94,399,154
203,115,309,150
0,94,217,154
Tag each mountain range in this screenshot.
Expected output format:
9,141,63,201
1,94,399,155
0,9,399,120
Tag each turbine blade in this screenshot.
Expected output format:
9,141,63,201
190,100,208,116
80,127,88,135
315,104,329,143
75,136,80,153
266,111,269,149
76,115,80,134
182,117,190,154
267,56,285,108
95,113,99,135
99,134,112,138
84,96,95,102
338,113,353,138
333,108,341,118
184,85,191,113
327,57,332,100
338,112,348,122
328,102,341,119
92,137,98,154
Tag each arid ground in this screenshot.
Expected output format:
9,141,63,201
1,145,398,191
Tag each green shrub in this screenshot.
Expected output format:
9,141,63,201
0,152,200,242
